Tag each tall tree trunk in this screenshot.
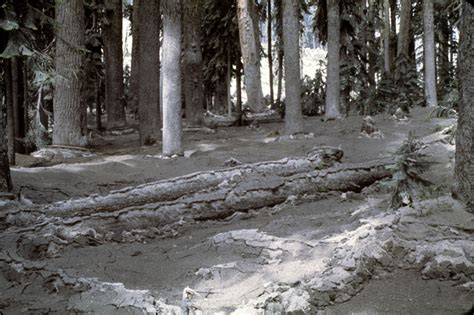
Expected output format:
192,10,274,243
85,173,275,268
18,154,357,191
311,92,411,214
5,60,14,164
438,14,450,97
162,0,183,156
389,0,397,63
237,0,263,112
383,0,391,74
137,0,161,145
183,0,204,127
130,0,140,117
367,0,376,87
453,0,473,210
267,0,274,105
283,0,303,135
275,0,284,103
0,84,12,193
325,0,342,119
53,0,87,147
397,0,411,58
236,61,243,122
423,0,437,107
11,57,25,153
103,0,126,129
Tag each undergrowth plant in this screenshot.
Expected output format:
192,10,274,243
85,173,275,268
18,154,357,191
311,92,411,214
389,133,433,209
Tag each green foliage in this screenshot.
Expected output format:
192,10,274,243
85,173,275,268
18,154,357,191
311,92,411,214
301,66,325,116
390,133,433,209
201,0,241,103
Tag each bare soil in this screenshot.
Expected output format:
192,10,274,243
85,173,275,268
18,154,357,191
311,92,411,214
1,108,472,314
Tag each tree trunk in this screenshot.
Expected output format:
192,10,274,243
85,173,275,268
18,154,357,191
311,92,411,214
275,0,284,103
389,0,397,66
397,0,411,58
438,15,450,97
0,86,12,193
453,0,473,211
283,0,303,135
162,0,183,156
26,149,395,241
236,61,243,122
5,60,15,165
183,0,204,127
137,0,161,145
237,0,263,112
423,0,437,107
11,57,25,154
367,0,376,87
267,0,274,105
129,0,140,117
103,0,126,129
383,0,391,74
53,0,87,147
325,0,342,119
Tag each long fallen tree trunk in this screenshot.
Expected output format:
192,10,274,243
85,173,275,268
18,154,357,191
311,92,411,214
7,153,395,246
29,147,344,217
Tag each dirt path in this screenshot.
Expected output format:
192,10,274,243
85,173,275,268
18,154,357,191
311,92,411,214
1,108,472,314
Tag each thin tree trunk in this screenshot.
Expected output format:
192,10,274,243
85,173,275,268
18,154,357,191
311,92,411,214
0,85,12,193
438,15,450,96
283,0,303,135
453,0,473,210
275,0,284,103
367,0,376,86
130,0,140,117
325,0,342,119
138,0,161,145
11,57,25,153
237,0,263,112
53,0,87,147
236,61,243,123
162,0,183,156
383,0,391,74
267,0,274,105
423,0,437,107
96,75,102,131
389,0,397,63
5,60,15,164
103,0,126,129
183,0,204,127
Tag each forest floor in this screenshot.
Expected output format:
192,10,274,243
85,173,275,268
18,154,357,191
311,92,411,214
1,107,473,314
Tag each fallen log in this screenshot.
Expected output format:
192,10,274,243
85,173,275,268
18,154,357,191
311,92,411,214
203,110,282,128
22,156,395,244
32,146,343,217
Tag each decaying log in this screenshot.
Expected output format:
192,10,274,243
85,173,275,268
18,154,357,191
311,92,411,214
42,146,343,217
57,158,393,239
203,112,239,128
8,150,396,245
203,110,282,128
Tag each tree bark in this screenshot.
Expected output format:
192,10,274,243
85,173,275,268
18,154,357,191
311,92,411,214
325,0,342,119
5,60,14,164
397,0,411,58
283,0,303,135
11,57,25,154
275,0,284,103
437,15,450,97
0,63,12,193
162,0,183,156
383,0,391,74
103,0,126,129
53,0,87,147
18,150,396,242
423,0,438,107
453,0,473,211
183,0,204,127
267,0,274,105
137,0,161,145
237,0,263,112
130,0,140,117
